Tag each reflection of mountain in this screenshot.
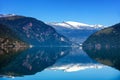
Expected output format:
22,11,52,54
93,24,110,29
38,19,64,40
0,47,26,71
83,48,120,71
48,48,103,72
82,23,120,70
0,47,71,77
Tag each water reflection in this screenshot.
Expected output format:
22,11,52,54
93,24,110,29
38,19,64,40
83,48,120,71
0,47,120,80
0,47,70,77
48,48,103,72
0,47,26,71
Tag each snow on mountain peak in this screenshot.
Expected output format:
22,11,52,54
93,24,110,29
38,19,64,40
48,22,74,29
0,14,16,18
48,21,105,30
65,21,90,27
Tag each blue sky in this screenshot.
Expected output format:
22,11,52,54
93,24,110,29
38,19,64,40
0,0,120,26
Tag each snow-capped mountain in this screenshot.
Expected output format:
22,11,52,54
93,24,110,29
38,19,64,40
47,21,105,44
48,21,104,30
0,14,16,18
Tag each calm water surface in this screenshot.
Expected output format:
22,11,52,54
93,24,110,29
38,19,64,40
0,47,120,80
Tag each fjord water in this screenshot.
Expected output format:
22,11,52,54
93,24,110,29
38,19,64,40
0,47,120,80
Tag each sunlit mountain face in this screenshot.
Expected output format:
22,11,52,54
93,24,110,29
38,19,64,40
0,14,71,47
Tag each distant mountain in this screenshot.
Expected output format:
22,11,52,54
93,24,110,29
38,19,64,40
83,23,120,49
0,14,71,46
47,21,105,44
48,21,104,30
0,14,16,18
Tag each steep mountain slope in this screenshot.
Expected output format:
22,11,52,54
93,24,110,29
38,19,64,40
0,14,71,46
0,24,27,48
48,21,104,44
83,23,120,49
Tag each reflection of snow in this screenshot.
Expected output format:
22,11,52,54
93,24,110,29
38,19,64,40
2,76,15,79
48,64,104,72
29,45,33,48
60,51,64,56
60,37,64,41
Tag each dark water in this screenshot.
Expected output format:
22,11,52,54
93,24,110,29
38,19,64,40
0,47,120,80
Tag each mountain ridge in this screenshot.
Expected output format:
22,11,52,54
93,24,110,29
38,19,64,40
47,21,105,44
83,23,120,49
0,14,71,46
47,21,105,30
